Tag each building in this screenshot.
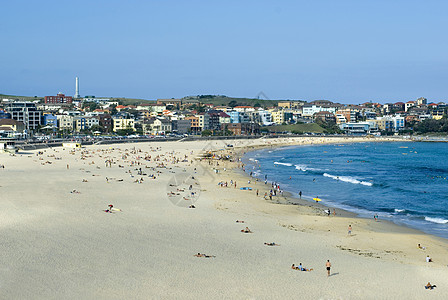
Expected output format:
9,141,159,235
431,110,444,120
185,116,200,133
74,116,100,132
302,104,337,118
335,108,361,124
339,122,377,135
112,116,135,132
43,114,58,127
0,110,11,119
233,106,255,113
229,111,240,123
142,118,172,135
0,119,25,132
4,101,42,131
82,96,111,103
171,119,191,134
98,114,112,132
221,122,260,136
44,93,73,104
206,111,222,131
217,111,231,125
270,110,285,124
374,115,404,132
258,110,273,125
57,115,74,131
313,111,336,123
196,113,210,131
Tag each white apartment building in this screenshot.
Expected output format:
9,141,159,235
302,105,337,117
113,117,135,132
57,115,74,130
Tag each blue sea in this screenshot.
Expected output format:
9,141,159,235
242,142,448,239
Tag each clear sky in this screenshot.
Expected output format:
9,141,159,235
1,0,447,104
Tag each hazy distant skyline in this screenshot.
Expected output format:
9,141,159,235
2,0,448,104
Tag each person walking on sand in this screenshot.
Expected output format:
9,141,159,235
299,191,302,199
348,225,352,235
326,260,331,277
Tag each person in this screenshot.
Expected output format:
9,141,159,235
299,191,302,199
426,255,432,262
264,242,279,246
425,282,436,290
418,244,426,250
326,260,331,276
194,253,215,258
298,263,313,271
348,225,352,235
241,227,252,233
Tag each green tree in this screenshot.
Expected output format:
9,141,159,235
228,100,238,107
201,129,212,136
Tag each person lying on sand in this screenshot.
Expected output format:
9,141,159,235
418,244,426,250
236,220,245,223
104,204,114,213
241,227,252,233
425,282,436,290
189,205,196,208
194,253,215,258
82,179,88,182
264,242,280,246
70,190,80,194
291,263,313,271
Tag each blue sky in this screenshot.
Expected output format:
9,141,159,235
1,0,447,103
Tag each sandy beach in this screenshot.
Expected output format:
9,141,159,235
0,136,447,299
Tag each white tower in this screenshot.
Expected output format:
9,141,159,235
74,77,80,98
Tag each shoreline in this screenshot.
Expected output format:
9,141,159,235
233,138,448,240
200,136,448,244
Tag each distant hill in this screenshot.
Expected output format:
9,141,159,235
1,93,304,108
183,95,303,108
0,94,43,101
110,98,154,105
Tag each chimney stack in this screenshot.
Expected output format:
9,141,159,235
74,77,80,98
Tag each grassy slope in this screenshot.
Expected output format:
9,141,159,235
265,123,324,133
0,94,43,101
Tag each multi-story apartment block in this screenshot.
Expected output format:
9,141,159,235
44,93,73,104
4,101,42,131
112,117,135,132
57,115,74,131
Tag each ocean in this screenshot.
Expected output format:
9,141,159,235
242,141,448,239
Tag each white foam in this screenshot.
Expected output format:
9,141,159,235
295,164,308,171
323,173,373,186
394,209,405,213
424,217,448,224
274,162,292,167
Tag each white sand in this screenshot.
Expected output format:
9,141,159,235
0,137,447,299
